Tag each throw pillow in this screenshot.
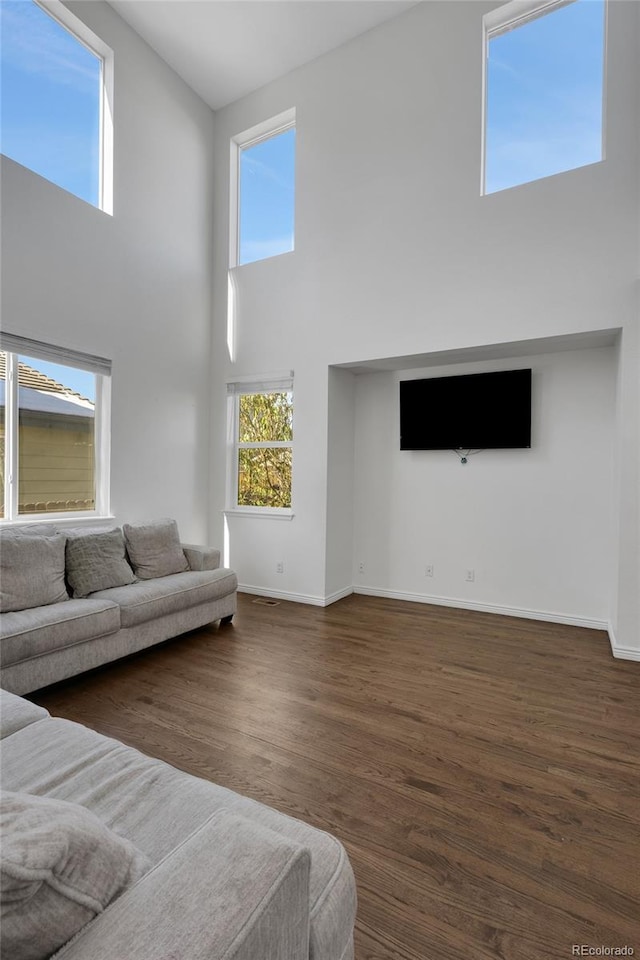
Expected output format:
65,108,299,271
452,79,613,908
122,518,189,579
0,533,68,613
65,529,137,598
0,790,149,960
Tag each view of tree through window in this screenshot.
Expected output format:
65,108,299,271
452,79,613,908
237,392,293,508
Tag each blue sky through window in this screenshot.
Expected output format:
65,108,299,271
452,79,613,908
0,1,605,219
239,127,295,266
485,0,605,194
20,357,96,403
0,0,101,206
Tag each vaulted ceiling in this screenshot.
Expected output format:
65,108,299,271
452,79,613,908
107,1,418,110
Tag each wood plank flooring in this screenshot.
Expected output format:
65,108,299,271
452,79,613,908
32,593,640,960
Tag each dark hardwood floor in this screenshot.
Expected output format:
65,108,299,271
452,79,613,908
33,593,640,960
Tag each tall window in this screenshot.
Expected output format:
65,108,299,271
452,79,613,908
0,0,114,212
230,109,296,267
483,0,605,195
0,336,111,521
227,377,293,514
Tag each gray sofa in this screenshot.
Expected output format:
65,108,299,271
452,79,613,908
0,521,237,696
0,689,357,959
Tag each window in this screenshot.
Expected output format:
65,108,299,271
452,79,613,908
226,376,293,514
0,0,114,212
0,335,111,522
230,109,296,267
483,0,605,195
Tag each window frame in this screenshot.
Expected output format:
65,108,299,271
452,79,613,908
229,108,296,269
0,334,112,525
6,0,115,214
225,374,294,520
480,0,607,197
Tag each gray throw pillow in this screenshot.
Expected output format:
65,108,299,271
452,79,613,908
65,529,137,598
122,518,189,579
0,790,149,960
0,533,69,612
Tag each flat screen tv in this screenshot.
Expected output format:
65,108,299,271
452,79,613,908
400,368,532,451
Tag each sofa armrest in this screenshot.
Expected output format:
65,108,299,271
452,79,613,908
54,810,311,960
181,543,221,571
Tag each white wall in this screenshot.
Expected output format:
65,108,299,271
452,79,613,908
0,0,215,541
609,5,640,658
352,348,616,626
211,1,639,648
325,367,356,600
611,312,640,656
221,357,330,603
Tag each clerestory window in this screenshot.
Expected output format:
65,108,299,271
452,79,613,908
0,0,114,212
230,110,296,267
482,0,606,195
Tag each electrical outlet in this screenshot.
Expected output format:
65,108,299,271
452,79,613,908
276,561,284,574
425,565,434,577
465,569,475,582
358,562,365,574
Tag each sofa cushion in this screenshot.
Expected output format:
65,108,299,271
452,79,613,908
122,519,189,580
52,811,311,960
0,599,120,667
181,543,221,572
90,568,238,628
1,717,356,960
0,789,148,960
0,523,60,537
0,533,68,613
0,689,49,740
65,529,136,598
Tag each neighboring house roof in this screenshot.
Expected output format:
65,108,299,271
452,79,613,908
0,356,94,418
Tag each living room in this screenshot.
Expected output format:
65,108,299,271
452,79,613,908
4,0,638,645
1,0,639,958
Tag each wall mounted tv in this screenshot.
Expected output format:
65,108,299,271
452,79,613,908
399,368,532,451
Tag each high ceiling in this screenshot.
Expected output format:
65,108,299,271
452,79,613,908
107,1,418,111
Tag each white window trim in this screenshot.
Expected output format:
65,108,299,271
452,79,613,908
34,0,114,215
229,108,296,269
1,334,112,524
483,0,575,39
225,373,294,518
480,0,608,196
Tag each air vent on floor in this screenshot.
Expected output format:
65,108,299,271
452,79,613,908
252,598,280,606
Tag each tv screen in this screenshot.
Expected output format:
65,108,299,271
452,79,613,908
400,369,532,451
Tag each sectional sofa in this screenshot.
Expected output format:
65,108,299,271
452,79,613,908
0,688,357,959
0,519,237,695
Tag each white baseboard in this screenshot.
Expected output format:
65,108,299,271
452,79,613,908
239,581,629,649
353,585,608,632
608,623,640,661
324,586,354,605
238,583,353,608
611,648,640,662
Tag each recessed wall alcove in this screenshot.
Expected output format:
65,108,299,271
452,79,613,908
326,329,621,632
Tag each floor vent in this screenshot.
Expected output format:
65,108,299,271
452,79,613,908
252,598,280,606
